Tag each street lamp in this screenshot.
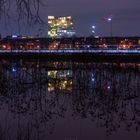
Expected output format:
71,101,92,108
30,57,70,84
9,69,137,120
107,18,112,22
107,17,113,37
92,25,96,35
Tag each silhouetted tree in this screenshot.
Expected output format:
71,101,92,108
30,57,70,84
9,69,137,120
0,0,46,24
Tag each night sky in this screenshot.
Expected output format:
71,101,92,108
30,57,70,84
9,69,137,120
0,0,140,37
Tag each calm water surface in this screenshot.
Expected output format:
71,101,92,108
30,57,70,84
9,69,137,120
0,60,140,140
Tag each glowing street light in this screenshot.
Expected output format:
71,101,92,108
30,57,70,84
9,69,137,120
92,25,96,29
107,17,113,37
91,25,96,35
107,18,112,22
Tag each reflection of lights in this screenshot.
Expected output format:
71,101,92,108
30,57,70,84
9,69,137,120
107,86,111,89
12,63,17,73
48,83,55,92
64,80,67,84
48,71,57,78
67,71,70,75
57,70,72,78
107,81,111,93
60,80,71,90
91,73,96,83
92,78,95,82
12,68,17,72
48,70,72,92
48,87,54,92
48,79,72,92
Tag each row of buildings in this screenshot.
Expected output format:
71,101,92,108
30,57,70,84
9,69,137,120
48,16,76,38
1,37,140,50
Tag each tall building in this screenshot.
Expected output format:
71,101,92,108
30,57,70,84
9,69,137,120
48,16,75,38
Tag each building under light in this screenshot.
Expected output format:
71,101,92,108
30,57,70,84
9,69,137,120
48,16,75,38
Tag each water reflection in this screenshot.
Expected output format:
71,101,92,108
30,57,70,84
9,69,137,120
48,70,72,92
0,60,140,140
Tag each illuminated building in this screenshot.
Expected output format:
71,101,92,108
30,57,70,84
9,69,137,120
118,39,133,49
138,39,140,47
48,16,75,38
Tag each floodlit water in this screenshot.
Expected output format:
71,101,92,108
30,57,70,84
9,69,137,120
0,60,140,140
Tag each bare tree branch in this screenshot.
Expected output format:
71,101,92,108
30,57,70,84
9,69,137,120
0,0,46,25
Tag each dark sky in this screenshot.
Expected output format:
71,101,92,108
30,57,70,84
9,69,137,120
0,0,140,37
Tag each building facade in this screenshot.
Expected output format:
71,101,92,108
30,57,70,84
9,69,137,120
48,16,75,38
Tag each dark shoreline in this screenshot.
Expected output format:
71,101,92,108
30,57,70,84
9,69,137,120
0,53,140,62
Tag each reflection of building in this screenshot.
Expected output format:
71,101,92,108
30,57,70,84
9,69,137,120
48,16,75,38
48,70,72,92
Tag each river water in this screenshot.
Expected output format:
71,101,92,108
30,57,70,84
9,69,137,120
0,59,140,140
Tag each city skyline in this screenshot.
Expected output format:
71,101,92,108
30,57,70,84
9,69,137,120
48,16,75,38
0,0,140,37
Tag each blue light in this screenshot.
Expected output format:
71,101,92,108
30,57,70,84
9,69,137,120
12,35,18,38
92,25,96,34
108,18,112,22
12,68,17,72
92,78,95,82
107,86,111,89
91,73,96,83
11,63,17,73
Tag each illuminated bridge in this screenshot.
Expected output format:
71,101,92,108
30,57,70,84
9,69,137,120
0,48,140,54
0,48,140,62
